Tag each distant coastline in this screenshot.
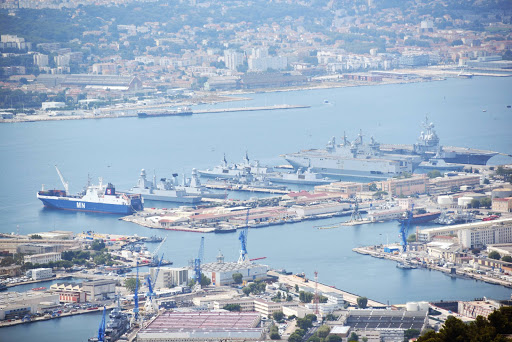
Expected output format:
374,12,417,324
1,67,509,124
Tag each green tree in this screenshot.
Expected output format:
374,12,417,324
483,178,490,184
502,255,512,263
480,197,492,208
348,332,359,341
317,325,330,338
299,291,314,303
295,284,299,292
273,311,284,322
489,251,501,260
242,286,251,296
124,277,139,293
427,170,442,178
407,234,417,243
296,317,313,330
200,273,211,286
404,328,421,340
223,304,241,312
327,335,342,342
232,272,243,284
91,239,106,251
288,333,302,342
270,324,280,340
369,183,378,191
29,234,43,239
470,199,481,208
325,313,338,321
357,296,368,309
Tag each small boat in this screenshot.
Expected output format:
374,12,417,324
396,261,416,269
32,287,47,291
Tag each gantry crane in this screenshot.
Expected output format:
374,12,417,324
131,261,140,326
238,208,250,264
144,254,164,315
399,204,414,252
193,237,204,291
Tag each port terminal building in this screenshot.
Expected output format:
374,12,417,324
417,218,512,248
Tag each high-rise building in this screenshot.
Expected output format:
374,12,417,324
224,49,244,70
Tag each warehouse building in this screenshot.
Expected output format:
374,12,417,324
137,312,263,342
0,292,60,320
340,309,428,342
200,253,267,287
81,279,116,301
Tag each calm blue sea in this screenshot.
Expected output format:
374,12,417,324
1,77,511,341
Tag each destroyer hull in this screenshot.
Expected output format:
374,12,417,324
139,193,201,203
37,195,136,215
284,156,405,179
267,177,331,185
197,170,241,179
380,144,497,165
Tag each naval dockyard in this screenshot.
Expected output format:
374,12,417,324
3,117,512,342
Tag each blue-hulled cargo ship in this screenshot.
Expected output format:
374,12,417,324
37,168,143,214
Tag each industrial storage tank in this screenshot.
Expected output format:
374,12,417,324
458,197,473,207
418,301,430,311
406,302,419,311
438,195,453,206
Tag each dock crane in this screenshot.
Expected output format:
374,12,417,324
399,204,414,252
151,236,167,265
237,208,250,264
97,306,107,342
131,261,140,326
144,254,164,314
193,237,204,291
55,165,69,194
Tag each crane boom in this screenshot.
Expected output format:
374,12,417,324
194,237,204,283
238,208,249,263
55,165,69,194
98,306,106,342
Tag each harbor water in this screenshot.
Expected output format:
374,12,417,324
1,77,512,340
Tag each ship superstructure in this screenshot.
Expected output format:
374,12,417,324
198,153,275,179
37,170,143,215
379,116,498,165
283,131,418,179
127,169,202,203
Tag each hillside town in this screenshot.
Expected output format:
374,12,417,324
1,0,512,120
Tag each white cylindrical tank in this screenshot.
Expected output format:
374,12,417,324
438,195,453,205
458,197,473,207
418,301,430,311
406,302,419,311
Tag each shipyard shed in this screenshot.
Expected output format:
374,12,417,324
136,311,263,342
200,253,268,286
341,309,428,342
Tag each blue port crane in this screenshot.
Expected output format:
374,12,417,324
399,204,414,252
97,306,106,342
133,261,139,323
238,208,250,263
194,237,205,288
145,253,164,314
